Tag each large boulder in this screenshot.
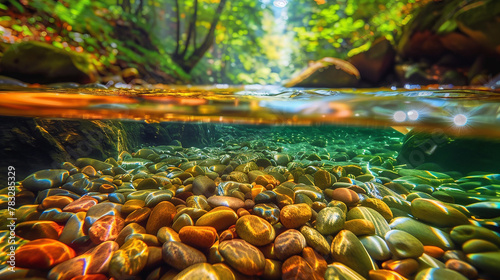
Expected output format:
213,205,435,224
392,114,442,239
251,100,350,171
0,41,96,84
285,57,360,88
454,0,500,56
349,37,396,84
397,130,500,174
408,1,500,59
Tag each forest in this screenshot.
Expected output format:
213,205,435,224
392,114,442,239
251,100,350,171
1,0,499,86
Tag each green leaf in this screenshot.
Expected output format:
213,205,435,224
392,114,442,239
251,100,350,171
52,41,63,48
11,24,23,32
437,20,457,34
8,0,24,13
22,25,33,36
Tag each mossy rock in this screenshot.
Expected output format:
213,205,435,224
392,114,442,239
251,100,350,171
397,130,500,174
455,0,500,55
349,37,396,84
285,57,360,88
0,41,95,84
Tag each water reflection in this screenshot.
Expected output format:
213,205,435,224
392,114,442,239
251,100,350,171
1,86,500,137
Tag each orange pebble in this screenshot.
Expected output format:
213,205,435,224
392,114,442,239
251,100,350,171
63,196,98,213
71,274,108,280
99,183,116,193
251,185,266,199
179,225,218,249
17,238,76,269
369,269,408,280
81,165,98,177
382,258,419,277
237,208,251,217
220,227,237,241
41,195,74,210
424,245,445,259
446,259,478,280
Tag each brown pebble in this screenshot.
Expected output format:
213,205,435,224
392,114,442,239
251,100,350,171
195,206,238,231
369,269,408,280
81,165,98,177
382,258,419,278
71,274,108,280
125,207,151,224
220,227,238,242
302,247,327,277
218,239,266,276
280,203,312,229
121,199,145,215
70,275,108,280
115,223,146,246
445,259,478,280
40,195,74,210
98,184,116,193
162,241,207,271
88,215,125,244
16,238,76,269
63,196,98,213
424,245,445,259
264,259,283,280
179,226,218,249
16,220,64,240
328,188,359,207
347,185,367,194
207,195,245,210
237,208,251,217
255,175,280,188
47,241,119,280
146,201,176,235
282,255,321,280
274,229,307,261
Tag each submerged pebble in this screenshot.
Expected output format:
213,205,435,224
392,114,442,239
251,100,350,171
7,129,500,280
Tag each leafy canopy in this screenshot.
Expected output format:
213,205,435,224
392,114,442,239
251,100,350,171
1,0,422,84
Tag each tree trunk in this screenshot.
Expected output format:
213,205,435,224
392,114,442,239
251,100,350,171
172,0,228,73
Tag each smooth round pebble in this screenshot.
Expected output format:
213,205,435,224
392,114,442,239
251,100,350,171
218,239,266,276
385,229,424,259
235,214,275,246
445,259,478,280
162,241,207,271
195,206,238,231
179,226,217,249
16,238,76,269
316,206,345,235
415,268,468,280
329,188,359,206
274,229,307,260
343,219,375,236
279,203,312,229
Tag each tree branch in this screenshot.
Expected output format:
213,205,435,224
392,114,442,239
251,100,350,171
181,0,198,58
185,0,227,69
173,0,181,56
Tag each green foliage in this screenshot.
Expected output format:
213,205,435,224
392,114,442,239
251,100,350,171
6,0,24,13
6,0,421,84
287,0,412,65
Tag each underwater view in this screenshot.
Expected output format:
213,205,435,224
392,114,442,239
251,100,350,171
2,1,500,280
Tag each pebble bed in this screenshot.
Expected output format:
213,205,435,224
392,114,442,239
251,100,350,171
1,127,500,280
